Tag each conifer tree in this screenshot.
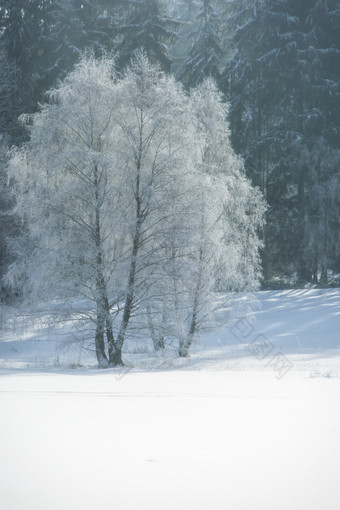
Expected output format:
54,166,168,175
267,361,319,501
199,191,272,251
179,0,222,87
224,0,340,284
116,0,180,73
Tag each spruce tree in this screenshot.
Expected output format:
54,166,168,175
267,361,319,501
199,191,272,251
0,0,50,139
0,45,19,141
44,0,122,85
179,0,222,87
116,0,180,72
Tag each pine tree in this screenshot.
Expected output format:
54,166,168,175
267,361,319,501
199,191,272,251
0,45,19,141
116,0,180,72
44,0,122,85
0,0,50,140
179,0,223,87
0,136,18,295
0,0,124,142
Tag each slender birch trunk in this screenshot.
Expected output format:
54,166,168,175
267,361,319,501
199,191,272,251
178,246,203,357
108,128,144,365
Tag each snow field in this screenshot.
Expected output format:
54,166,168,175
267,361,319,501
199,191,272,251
1,370,340,510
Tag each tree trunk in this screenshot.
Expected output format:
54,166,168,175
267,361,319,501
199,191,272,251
320,269,328,287
178,340,190,358
110,146,143,365
185,304,198,355
96,273,117,365
147,305,165,351
178,246,202,358
93,162,116,367
111,226,139,364
95,314,108,367
178,304,197,358
108,343,124,366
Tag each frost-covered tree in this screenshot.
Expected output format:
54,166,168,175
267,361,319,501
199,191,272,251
144,79,265,357
8,53,265,365
175,79,264,355
104,52,200,363
8,54,121,366
191,79,265,286
7,53,194,365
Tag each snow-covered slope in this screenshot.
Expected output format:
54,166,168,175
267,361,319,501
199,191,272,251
247,288,340,350
1,288,339,375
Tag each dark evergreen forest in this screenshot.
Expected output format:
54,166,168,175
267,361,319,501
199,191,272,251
1,0,340,295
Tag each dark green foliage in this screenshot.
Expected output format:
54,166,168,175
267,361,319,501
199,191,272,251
0,1,49,140
179,0,222,87
0,137,19,296
44,0,122,83
116,0,180,73
224,0,340,286
0,0,122,142
0,45,20,142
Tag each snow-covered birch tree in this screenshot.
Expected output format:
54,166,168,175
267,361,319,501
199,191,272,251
141,78,265,357
170,78,265,357
106,51,197,364
8,53,122,366
7,52,196,365
7,52,265,366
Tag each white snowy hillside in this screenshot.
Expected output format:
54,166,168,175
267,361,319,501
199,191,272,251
1,289,340,510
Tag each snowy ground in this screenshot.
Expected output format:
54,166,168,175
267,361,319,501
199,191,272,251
1,289,340,509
